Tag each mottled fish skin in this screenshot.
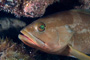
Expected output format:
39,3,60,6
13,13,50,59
18,10,90,56
69,10,90,54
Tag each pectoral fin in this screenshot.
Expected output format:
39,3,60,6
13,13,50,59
68,45,90,60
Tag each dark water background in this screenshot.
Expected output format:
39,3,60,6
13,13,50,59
0,0,82,60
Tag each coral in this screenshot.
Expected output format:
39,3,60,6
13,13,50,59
0,38,33,60
75,0,90,9
0,0,89,18
23,0,58,17
79,0,90,9
0,0,58,18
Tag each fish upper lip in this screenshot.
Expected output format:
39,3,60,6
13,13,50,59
19,29,45,48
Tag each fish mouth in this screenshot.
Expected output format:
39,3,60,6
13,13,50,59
18,29,45,48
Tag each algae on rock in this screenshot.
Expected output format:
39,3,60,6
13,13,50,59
0,38,33,60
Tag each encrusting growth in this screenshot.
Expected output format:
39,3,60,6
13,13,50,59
0,38,33,60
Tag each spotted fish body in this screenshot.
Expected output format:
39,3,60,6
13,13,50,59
18,10,90,59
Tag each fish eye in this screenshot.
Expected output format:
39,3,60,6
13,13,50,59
37,22,46,32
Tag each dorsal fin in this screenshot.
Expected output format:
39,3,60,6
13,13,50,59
70,9,90,15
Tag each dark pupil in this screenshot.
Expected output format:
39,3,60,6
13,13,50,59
40,25,45,29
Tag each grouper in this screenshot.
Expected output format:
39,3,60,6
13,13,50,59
18,10,90,60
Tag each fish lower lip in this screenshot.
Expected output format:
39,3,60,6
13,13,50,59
18,30,45,48
18,33,37,45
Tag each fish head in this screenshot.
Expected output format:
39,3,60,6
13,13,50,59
18,16,74,54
